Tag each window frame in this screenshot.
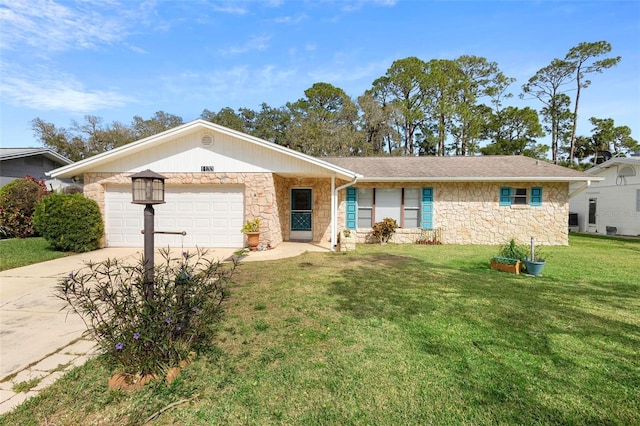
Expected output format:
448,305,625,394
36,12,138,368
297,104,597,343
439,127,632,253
500,186,543,207
347,187,432,229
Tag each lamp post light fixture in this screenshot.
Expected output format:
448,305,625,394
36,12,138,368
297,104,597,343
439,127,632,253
130,169,166,301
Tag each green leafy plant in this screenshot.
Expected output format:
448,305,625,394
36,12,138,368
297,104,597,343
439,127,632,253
342,228,352,238
241,217,261,233
496,238,528,262
55,248,238,376
371,217,399,244
526,245,546,262
0,176,48,238
33,193,104,252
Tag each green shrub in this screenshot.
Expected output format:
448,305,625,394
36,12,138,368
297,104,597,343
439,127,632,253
55,249,237,376
0,176,48,238
372,217,399,244
33,193,104,252
496,238,528,261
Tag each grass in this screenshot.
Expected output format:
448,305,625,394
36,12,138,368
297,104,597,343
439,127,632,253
1,234,638,425
0,237,70,271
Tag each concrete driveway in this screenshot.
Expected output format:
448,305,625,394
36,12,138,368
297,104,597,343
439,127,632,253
0,242,331,382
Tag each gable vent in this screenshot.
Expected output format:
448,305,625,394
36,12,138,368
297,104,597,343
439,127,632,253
201,166,215,172
201,134,214,146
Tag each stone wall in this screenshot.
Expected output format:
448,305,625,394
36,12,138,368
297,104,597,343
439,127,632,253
84,172,282,247
336,181,570,246
274,176,333,242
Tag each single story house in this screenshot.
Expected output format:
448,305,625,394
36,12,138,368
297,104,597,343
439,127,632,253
49,119,598,249
569,155,640,236
0,148,74,190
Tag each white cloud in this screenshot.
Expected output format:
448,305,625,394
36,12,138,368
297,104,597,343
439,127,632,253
224,35,271,55
211,4,248,15
0,0,135,52
0,63,135,111
273,14,307,24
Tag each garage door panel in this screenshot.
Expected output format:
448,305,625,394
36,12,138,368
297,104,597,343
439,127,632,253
106,186,244,247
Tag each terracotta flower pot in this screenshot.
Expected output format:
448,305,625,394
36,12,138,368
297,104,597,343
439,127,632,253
245,231,260,251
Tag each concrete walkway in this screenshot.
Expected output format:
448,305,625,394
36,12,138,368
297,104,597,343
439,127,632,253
0,242,331,414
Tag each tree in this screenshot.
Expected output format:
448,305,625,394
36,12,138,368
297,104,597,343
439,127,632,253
200,107,248,133
32,116,135,161
285,82,362,156
564,41,621,164
451,55,512,156
480,106,546,157
250,103,292,146
371,57,430,156
521,59,575,163
132,111,183,139
589,117,638,157
357,92,398,155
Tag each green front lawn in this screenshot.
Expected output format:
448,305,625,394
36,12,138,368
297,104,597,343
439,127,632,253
2,234,638,425
0,237,71,271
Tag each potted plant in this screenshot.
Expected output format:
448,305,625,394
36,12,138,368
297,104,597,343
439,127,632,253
240,218,261,251
523,242,546,276
490,239,527,274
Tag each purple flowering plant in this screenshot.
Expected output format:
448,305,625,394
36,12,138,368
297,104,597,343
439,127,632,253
55,247,238,376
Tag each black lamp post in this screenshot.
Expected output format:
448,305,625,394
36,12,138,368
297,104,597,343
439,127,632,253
131,169,166,300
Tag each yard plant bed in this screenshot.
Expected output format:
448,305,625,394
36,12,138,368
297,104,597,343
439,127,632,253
2,235,639,425
490,256,521,274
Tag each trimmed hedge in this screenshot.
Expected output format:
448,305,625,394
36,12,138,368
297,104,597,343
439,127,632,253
0,176,47,238
34,193,104,252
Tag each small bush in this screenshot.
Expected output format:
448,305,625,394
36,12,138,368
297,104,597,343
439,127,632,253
0,176,48,238
496,238,528,261
55,249,237,376
372,217,399,244
33,193,104,252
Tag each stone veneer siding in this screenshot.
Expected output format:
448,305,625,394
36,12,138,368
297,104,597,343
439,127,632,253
274,175,334,243
84,172,282,248
336,181,570,246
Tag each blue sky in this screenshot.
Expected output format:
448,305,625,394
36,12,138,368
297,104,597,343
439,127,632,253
1,0,638,150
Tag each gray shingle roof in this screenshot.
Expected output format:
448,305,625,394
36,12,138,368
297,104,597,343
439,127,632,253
323,155,593,182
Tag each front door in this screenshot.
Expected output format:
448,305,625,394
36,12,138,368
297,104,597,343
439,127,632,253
588,197,597,230
291,188,312,241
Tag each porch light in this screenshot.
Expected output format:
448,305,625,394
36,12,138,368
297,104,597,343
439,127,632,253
131,169,166,205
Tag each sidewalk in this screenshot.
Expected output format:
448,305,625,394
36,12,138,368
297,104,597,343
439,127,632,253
0,242,331,414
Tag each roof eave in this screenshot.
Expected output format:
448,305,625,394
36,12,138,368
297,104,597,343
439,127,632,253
356,176,603,183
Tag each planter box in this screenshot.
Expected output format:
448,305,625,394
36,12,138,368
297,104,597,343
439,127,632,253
490,257,521,274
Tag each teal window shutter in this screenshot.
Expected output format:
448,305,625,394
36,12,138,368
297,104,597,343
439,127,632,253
421,187,433,229
499,187,512,206
530,187,542,206
346,187,357,229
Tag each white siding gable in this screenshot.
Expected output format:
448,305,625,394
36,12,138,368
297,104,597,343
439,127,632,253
91,128,335,176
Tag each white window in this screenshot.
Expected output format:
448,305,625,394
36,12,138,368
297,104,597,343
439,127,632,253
357,188,373,228
375,188,402,224
404,188,420,228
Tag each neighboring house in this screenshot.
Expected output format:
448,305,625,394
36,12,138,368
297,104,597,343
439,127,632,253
0,148,74,190
569,155,640,236
49,119,597,249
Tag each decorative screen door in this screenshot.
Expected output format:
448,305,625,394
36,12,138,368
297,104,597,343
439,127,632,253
290,188,312,241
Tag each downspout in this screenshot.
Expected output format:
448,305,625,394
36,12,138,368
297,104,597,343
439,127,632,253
331,174,359,251
568,179,592,199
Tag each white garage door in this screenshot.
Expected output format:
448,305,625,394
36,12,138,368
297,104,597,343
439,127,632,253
105,185,244,248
